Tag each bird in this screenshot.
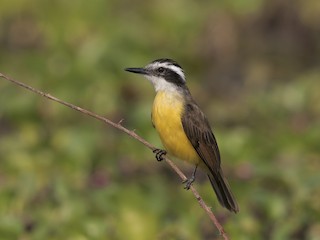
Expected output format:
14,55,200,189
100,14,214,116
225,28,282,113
125,58,239,213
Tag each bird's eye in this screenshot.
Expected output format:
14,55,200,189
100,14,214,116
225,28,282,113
158,67,165,73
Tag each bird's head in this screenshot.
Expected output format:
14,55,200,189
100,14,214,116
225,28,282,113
125,58,186,92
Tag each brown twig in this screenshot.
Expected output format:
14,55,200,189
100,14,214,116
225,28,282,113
0,72,229,239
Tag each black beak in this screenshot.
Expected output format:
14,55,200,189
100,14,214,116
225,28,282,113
125,67,148,75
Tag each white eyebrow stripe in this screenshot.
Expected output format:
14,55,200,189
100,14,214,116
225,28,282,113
152,62,186,82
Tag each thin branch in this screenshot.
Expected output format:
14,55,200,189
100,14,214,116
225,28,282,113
0,72,229,239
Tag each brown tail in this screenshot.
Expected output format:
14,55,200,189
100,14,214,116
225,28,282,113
207,169,239,213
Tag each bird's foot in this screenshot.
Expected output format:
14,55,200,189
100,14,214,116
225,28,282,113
183,176,195,190
182,165,198,190
153,149,167,161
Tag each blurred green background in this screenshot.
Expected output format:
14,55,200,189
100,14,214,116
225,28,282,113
0,0,320,239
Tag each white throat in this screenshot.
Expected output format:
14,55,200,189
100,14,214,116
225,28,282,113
145,75,178,92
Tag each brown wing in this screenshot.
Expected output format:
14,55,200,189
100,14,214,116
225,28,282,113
181,101,221,172
181,100,239,213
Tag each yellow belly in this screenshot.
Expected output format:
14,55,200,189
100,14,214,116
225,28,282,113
152,91,200,165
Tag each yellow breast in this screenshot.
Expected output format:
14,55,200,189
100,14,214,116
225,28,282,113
152,91,200,165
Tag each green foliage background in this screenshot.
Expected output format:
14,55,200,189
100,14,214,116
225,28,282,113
0,0,320,239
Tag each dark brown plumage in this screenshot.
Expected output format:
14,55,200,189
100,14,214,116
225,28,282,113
181,93,239,213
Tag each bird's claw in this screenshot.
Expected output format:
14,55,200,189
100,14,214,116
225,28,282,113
153,149,167,161
183,176,195,190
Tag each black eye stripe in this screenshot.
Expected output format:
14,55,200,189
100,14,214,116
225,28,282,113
158,67,165,73
156,67,185,86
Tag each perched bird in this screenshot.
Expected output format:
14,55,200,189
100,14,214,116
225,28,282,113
125,58,239,213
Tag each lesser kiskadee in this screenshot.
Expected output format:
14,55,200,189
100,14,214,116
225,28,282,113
125,58,239,213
